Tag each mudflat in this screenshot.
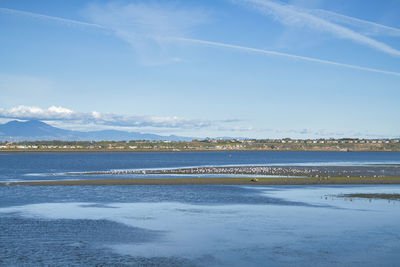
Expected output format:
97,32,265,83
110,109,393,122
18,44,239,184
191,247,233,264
2,177,400,186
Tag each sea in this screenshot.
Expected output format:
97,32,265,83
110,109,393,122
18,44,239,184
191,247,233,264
1,151,400,266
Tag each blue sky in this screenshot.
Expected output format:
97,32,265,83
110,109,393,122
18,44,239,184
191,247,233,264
0,0,399,138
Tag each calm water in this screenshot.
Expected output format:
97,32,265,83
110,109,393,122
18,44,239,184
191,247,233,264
1,185,400,266
0,151,399,181
1,152,400,266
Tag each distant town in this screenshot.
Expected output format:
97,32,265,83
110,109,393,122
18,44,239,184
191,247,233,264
1,138,399,152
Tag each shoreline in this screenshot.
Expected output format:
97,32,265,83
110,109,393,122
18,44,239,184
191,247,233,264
2,177,400,186
340,193,400,200
1,149,399,153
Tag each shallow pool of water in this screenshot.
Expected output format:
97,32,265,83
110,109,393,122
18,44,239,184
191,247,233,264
1,184,399,266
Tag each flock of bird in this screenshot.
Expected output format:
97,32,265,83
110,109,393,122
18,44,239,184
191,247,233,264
70,165,396,177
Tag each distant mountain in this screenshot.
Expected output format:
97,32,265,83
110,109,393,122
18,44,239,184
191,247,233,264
0,120,193,141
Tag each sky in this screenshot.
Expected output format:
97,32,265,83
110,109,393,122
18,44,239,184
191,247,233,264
0,0,399,139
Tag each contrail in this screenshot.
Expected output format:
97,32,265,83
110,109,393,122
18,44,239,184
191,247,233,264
2,7,399,77
309,8,400,37
172,37,400,77
238,0,400,57
0,7,107,30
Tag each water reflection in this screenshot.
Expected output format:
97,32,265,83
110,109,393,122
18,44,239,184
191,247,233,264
1,185,400,266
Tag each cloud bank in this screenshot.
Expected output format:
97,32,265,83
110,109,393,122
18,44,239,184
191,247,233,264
0,106,394,139
0,106,219,129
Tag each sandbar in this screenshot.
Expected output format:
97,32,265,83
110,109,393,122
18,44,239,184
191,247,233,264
2,177,400,186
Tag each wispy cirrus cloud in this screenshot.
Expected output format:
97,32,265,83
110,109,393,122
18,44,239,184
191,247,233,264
237,0,400,57
82,2,208,64
0,105,228,129
1,3,207,64
305,8,400,37
2,3,400,76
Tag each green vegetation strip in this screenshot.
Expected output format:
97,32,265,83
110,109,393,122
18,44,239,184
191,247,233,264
2,177,400,186
2,139,400,152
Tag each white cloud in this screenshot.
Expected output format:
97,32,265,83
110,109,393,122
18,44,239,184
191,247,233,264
0,106,74,120
2,106,393,138
47,106,74,115
238,0,400,57
0,105,225,129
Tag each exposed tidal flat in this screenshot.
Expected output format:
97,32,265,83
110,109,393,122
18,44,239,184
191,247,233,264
3,176,400,186
56,164,400,179
339,193,400,200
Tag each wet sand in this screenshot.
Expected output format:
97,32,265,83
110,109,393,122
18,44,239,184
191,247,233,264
340,193,400,200
2,177,400,186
